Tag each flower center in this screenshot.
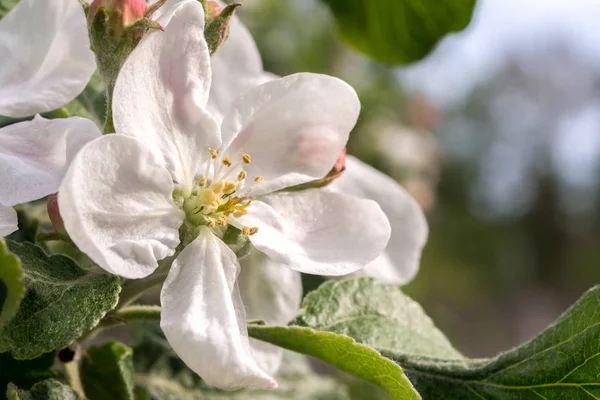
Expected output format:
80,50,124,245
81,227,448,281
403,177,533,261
177,149,262,236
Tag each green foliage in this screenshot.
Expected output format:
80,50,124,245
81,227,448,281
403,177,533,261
0,240,24,328
132,323,353,399
6,380,79,400
294,278,462,359
0,352,55,399
320,0,476,65
0,0,17,18
81,341,135,400
387,285,600,398
0,241,120,359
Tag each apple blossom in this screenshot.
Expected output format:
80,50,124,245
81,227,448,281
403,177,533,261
0,0,96,117
59,0,389,389
0,116,101,238
209,7,429,285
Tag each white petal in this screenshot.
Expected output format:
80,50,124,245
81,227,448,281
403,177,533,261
161,229,277,390
113,0,219,189
239,250,302,375
331,156,429,284
0,116,101,206
58,135,184,279
0,204,17,238
0,0,95,117
208,15,271,123
221,73,360,196
234,190,391,276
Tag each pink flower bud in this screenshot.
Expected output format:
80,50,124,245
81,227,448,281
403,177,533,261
88,0,147,30
206,1,222,21
47,194,66,235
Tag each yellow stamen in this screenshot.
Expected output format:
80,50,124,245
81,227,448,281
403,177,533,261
242,154,252,164
223,181,237,194
208,218,216,228
201,189,218,204
248,227,259,235
237,170,247,181
198,176,207,187
217,216,228,226
209,181,225,194
254,176,264,183
209,148,218,159
222,157,232,167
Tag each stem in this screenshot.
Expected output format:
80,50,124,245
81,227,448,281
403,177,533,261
103,84,116,134
117,268,169,308
64,360,85,398
45,107,71,119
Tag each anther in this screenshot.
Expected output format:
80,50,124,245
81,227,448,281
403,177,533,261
237,171,247,181
248,227,259,235
198,176,207,187
217,216,228,226
242,154,252,164
210,181,225,194
254,176,264,183
208,218,216,228
209,148,218,159
223,181,237,194
222,157,232,167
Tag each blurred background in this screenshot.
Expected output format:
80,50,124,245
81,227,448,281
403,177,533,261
236,0,600,358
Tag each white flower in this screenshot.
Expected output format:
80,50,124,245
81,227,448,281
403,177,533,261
330,156,429,284
0,0,96,117
0,116,101,237
59,0,390,389
208,6,429,285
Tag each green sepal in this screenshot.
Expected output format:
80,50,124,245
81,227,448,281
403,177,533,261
81,341,135,400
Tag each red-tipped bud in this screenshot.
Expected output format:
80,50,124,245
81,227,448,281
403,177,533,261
328,147,347,181
47,194,66,236
206,1,222,21
88,0,147,31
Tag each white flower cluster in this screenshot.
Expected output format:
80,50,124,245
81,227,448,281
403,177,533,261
0,0,428,389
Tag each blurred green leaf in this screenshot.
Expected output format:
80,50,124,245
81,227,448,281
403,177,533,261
0,0,17,18
0,239,24,328
81,341,135,400
321,0,476,64
0,241,120,359
6,380,79,400
0,352,55,400
387,285,600,398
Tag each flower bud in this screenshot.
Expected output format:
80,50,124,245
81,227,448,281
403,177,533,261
206,1,222,21
88,0,147,32
204,3,241,54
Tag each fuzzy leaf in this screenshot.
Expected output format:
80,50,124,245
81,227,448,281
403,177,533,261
0,241,120,359
0,239,24,328
388,285,600,399
6,380,79,400
81,341,135,400
321,0,476,65
294,278,462,359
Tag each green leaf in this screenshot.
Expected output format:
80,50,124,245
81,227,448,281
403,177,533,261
0,352,55,400
0,239,24,328
133,323,353,399
81,341,135,400
248,324,419,400
0,241,120,359
386,285,600,398
294,278,462,359
320,0,477,65
6,380,79,400
0,0,18,18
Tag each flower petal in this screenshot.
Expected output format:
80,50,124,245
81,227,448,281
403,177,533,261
113,0,219,188
239,250,302,375
0,204,17,238
160,228,277,389
208,14,271,123
234,189,391,276
331,156,429,284
58,135,184,279
0,116,101,206
221,73,360,196
0,0,95,117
